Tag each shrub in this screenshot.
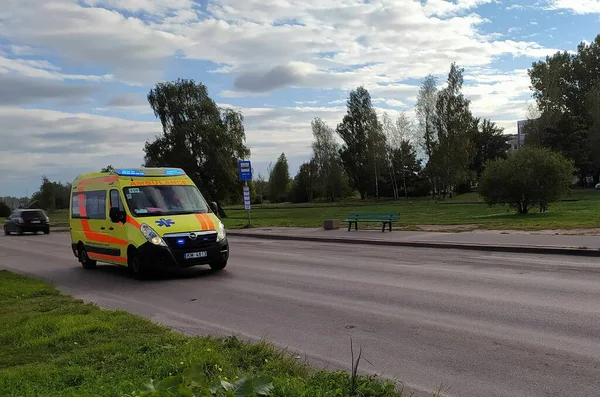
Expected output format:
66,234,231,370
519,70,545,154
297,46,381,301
479,146,574,214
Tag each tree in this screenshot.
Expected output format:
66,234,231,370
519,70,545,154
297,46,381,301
311,117,346,201
416,74,439,195
479,147,574,214
30,177,71,211
391,140,422,198
101,165,115,173
291,160,319,203
337,86,386,199
527,35,600,182
470,118,510,179
268,153,291,202
143,79,250,204
432,63,475,197
253,173,268,204
381,113,400,199
382,112,421,198
0,201,10,217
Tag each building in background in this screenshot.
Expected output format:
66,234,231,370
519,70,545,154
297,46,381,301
517,119,531,148
506,134,519,152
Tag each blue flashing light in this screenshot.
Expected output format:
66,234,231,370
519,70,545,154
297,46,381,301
165,169,185,176
176,239,185,245
116,169,145,177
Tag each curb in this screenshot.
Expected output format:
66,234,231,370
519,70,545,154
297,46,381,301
227,231,600,257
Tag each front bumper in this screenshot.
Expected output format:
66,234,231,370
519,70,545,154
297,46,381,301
138,237,229,269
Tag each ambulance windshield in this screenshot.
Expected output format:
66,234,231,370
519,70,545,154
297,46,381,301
123,185,210,217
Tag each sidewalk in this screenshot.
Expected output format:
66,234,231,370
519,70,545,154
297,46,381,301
227,227,600,257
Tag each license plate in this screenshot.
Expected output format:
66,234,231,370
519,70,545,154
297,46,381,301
184,251,207,259
31,220,40,223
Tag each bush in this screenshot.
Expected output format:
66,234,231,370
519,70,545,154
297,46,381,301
479,146,574,214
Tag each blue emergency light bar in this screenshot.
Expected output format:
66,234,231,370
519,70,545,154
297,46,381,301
114,168,185,177
116,169,146,176
164,168,185,176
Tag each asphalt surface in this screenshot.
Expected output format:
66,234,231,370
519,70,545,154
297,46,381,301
1,233,600,397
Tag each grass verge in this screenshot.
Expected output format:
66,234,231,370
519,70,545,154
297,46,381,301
10,190,600,231
222,190,600,231
0,270,402,397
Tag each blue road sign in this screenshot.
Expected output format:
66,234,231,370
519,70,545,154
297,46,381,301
238,160,252,181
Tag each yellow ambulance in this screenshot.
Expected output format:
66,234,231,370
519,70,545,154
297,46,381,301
69,167,228,278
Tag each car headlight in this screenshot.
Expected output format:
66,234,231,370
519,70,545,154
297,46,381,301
217,221,226,242
140,223,167,246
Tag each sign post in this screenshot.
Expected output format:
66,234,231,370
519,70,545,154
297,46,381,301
238,160,253,227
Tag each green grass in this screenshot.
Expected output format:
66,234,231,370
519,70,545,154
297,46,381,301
0,270,403,397
222,189,600,231
6,189,600,231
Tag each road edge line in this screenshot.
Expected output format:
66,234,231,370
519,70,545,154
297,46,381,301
227,231,600,257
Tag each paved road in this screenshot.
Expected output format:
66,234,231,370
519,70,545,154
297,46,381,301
1,233,600,397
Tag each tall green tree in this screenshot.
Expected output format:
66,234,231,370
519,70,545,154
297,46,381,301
268,153,291,202
143,79,250,203
416,74,439,196
431,63,475,196
527,35,600,182
391,140,422,198
382,112,421,199
291,160,319,203
30,177,71,211
470,118,509,179
337,86,386,199
101,165,115,173
310,117,345,201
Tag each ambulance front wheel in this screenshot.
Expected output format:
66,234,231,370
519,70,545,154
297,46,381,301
128,248,150,279
209,260,227,271
78,244,97,269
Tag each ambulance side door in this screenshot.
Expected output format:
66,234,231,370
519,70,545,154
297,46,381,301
80,190,111,261
108,188,129,264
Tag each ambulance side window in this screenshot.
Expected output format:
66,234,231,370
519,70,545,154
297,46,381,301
110,190,124,212
86,191,106,220
71,194,81,218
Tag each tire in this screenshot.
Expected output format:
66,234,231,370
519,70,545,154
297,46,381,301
3,226,9,236
78,245,97,269
16,226,23,236
209,260,227,271
128,249,150,280
43,228,50,235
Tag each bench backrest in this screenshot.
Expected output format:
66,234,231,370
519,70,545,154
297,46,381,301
346,212,400,221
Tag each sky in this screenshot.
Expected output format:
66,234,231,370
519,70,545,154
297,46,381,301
1,0,599,197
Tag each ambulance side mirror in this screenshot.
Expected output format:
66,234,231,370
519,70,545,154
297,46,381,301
109,207,126,223
210,201,219,214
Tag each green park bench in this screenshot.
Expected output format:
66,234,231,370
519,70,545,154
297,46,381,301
343,212,400,232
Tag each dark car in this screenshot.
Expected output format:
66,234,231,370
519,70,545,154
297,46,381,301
3,209,50,235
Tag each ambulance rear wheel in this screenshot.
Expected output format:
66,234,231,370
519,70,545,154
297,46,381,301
78,245,97,269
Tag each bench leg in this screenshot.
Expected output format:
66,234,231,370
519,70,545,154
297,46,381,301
389,222,392,232
355,222,358,231
348,222,351,231
381,223,386,233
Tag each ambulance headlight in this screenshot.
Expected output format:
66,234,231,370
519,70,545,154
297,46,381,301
217,221,226,242
140,223,167,246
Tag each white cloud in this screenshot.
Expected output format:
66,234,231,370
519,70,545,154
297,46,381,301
546,0,600,14
0,54,113,82
0,0,561,89
0,0,584,193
